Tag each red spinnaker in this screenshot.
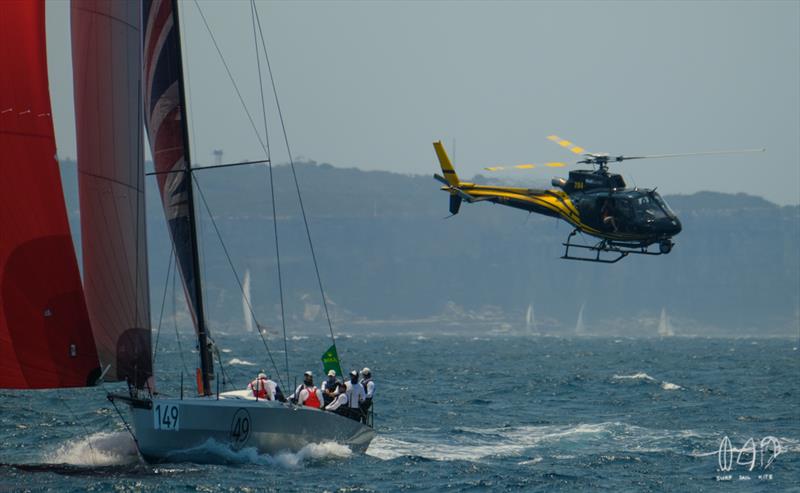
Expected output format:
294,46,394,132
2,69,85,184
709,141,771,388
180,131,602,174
0,0,100,389
71,0,152,389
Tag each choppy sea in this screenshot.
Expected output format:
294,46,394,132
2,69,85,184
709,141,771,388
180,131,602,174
1,333,798,492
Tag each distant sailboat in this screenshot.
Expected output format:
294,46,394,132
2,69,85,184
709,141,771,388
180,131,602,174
525,303,536,334
658,307,674,337
242,269,254,332
575,302,586,335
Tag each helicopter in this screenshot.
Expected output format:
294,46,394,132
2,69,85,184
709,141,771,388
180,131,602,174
433,135,764,263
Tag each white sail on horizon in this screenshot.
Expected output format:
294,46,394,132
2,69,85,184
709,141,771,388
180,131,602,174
575,302,586,335
525,303,536,334
243,269,254,332
658,307,674,337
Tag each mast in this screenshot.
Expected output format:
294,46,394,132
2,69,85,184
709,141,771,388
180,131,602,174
172,0,214,395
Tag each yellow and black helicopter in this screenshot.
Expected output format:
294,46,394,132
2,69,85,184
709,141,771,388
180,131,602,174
433,136,763,263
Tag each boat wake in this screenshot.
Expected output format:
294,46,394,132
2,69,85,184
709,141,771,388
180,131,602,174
367,422,707,462
43,431,139,467
164,439,352,467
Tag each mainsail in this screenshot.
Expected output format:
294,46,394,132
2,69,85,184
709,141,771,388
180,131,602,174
71,0,152,388
143,0,214,393
0,0,100,389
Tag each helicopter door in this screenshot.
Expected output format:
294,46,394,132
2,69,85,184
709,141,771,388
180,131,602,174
612,198,634,232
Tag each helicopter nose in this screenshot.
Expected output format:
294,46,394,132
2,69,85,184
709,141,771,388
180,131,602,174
669,217,682,236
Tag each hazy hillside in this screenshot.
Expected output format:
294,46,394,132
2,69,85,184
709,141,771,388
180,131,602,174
59,161,799,337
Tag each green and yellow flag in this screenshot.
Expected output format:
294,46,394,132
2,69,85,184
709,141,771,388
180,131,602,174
321,344,343,377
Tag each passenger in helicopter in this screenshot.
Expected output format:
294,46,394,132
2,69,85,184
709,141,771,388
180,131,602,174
601,199,618,233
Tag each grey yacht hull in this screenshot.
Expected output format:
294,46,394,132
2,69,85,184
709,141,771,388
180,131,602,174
127,395,375,463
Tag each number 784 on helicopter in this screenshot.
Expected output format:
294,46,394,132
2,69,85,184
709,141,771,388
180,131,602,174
433,136,764,263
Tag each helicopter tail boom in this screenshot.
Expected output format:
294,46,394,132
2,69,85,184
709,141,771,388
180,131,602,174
433,141,460,186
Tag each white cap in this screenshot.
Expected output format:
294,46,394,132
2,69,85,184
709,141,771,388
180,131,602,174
327,369,336,377
258,372,267,379
304,370,313,377
361,367,371,375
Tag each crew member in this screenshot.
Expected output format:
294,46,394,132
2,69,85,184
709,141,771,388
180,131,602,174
359,367,375,424
297,376,324,409
324,382,349,416
289,370,314,403
344,370,365,421
321,369,340,405
247,371,274,400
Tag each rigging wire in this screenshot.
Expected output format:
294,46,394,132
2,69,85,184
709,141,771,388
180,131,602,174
192,0,288,386
191,0,268,154
151,244,176,366
252,2,340,360
172,255,191,379
191,172,286,391
249,0,290,388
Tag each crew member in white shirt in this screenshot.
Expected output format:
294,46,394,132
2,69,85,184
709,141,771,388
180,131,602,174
324,382,349,416
359,367,375,423
344,370,365,421
297,374,324,409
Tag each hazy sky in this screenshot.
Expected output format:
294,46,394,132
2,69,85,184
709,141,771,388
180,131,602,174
46,0,799,204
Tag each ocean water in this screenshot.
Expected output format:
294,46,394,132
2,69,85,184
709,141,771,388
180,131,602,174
1,333,798,492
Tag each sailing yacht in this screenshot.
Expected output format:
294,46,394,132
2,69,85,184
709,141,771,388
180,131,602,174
525,303,536,335
658,308,674,337
242,270,254,333
574,302,586,335
0,0,374,463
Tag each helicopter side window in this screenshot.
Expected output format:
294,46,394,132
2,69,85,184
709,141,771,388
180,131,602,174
615,198,634,219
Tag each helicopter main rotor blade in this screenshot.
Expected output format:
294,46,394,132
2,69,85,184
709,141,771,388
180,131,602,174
484,162,566,172
615,148,765,162
546,135,588,155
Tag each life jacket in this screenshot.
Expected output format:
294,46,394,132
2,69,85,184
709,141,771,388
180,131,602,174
361,378,372,399
250,377,269,399
303,386,321,408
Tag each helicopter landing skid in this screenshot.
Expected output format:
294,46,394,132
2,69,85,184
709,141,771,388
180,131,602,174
561,230,667,264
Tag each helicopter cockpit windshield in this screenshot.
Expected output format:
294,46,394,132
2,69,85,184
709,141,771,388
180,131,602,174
634,194,667,221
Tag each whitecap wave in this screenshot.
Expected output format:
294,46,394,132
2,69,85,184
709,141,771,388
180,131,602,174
43,431,139,466
228,358,256,366
613,372,683,391
290,335,308,341
612,372,656,381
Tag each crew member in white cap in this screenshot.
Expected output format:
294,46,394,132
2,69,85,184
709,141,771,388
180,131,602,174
321,369,340,405
359,368,375,423
289,370,315,404
297,374,323,409
247,370,275,400
344,369,365,420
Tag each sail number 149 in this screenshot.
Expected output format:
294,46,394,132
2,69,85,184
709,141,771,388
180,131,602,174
153,403,180,431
